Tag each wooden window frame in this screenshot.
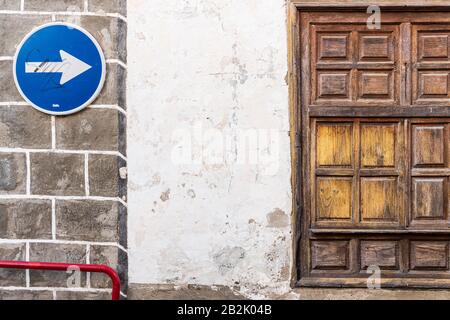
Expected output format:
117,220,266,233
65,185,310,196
288,1,450,288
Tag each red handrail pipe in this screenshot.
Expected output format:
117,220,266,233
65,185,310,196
0,260,121,300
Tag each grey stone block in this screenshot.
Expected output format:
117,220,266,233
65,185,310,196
0,243,26,287
0,105,52,149
89,245,127,289
0,1,21,10
25,0,84,11
0,15,51,56
56,15,127,62
0,290,53,300
29,243,87,288
0,60,21,101
31,153,85,196
94,63,126,107
55,108,119,151
0,153,26,194
89,154,122,197
56,200,121,242
0,200,52,239
55,290,111,300
88,0,126,16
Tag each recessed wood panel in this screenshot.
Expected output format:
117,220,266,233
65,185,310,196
361,241,399,270
361,124,396,168
311,240,349,270
418,73,449,98
419,34,449,60
410,241,449,270
317,72,350,99
360,178,398,222
412,125,446,167
414,28,450,104
316,123,353,167
317,177,353,221
359,34,391,60
358,71,393,100
311,24,399,107
319,34,349,60
412,178,446,220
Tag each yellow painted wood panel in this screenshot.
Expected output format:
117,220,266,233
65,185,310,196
317,177,353,220
361,124,396,168
317,123,353,167
360,178,398,222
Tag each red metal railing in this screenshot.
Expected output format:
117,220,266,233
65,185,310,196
0,260,121,300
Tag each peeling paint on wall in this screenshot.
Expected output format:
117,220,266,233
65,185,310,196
267,208,290,229
160,189,171,202
213,246,246,276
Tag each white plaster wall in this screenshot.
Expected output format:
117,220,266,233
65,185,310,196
127,0,291,298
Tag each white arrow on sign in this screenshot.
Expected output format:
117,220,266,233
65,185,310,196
25,50,92,85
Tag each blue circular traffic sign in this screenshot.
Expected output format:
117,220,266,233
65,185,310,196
14,23,106,115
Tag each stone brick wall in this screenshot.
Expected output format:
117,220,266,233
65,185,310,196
0,0,127,300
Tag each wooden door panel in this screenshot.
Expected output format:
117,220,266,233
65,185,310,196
316,122,353,167
417,72,450,99
357,71,394,101
311,24,400,107
304,238,450,280
311,119,404,229
412,124,446,167
418,34,449,60
316,71,351,100
317,32,352,62
360,177,399,224
412,178,446,221
358,33,394,61
410,241,449,270
360,124,396,168
413,25,450,105
299,10,450,288
409,120,449,229
360,241,399,270
311,240,350,271
316,177,353,221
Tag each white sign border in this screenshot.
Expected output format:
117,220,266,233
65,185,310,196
13,22,107,116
